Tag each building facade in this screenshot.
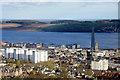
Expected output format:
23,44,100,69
91,59,108,70
5,47,48,63
94,51,106,57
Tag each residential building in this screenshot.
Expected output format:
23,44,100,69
91,59,108,70
94,51,106,57
5,47,48,63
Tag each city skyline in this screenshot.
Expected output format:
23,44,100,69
0,0,120,79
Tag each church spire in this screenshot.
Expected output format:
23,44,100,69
95,41,99,52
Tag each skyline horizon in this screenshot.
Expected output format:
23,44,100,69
1,18,118,21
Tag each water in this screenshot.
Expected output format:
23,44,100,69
2,30,118,49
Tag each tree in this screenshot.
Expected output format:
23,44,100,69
6,59,12,63
30,71,34,75
85,69,92,76
29,71,35,78
78,64,84,69
16,60,20,68
40,61,55,70
21,59,29,64
61,69,68,78
37,72,47,78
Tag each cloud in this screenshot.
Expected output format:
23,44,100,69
1,1,117,8
0,0,119,2
1,1,118,19
1,2,55,8
2,2,26,7
0,0,118,9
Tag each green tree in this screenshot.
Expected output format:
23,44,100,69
16,60,20,68
78,64,84,69
30,71,34,75
6,59,12,63
61,70,68,78
40,61,55,70
37,72,47,78
29,71,34,78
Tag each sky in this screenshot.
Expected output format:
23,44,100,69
1,2,118,20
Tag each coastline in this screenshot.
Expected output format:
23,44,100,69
0,29,119,33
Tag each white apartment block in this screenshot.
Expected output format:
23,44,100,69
91,59,108,70
5,47,48,63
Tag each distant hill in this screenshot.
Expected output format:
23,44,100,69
0,19,119,32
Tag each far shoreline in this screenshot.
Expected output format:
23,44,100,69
0,30,119,33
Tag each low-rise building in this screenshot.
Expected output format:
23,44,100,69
94,51,106,57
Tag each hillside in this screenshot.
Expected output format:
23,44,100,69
0,19,119,32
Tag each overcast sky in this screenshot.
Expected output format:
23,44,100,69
1,2,118,20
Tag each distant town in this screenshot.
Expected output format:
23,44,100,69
0,28,120,80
